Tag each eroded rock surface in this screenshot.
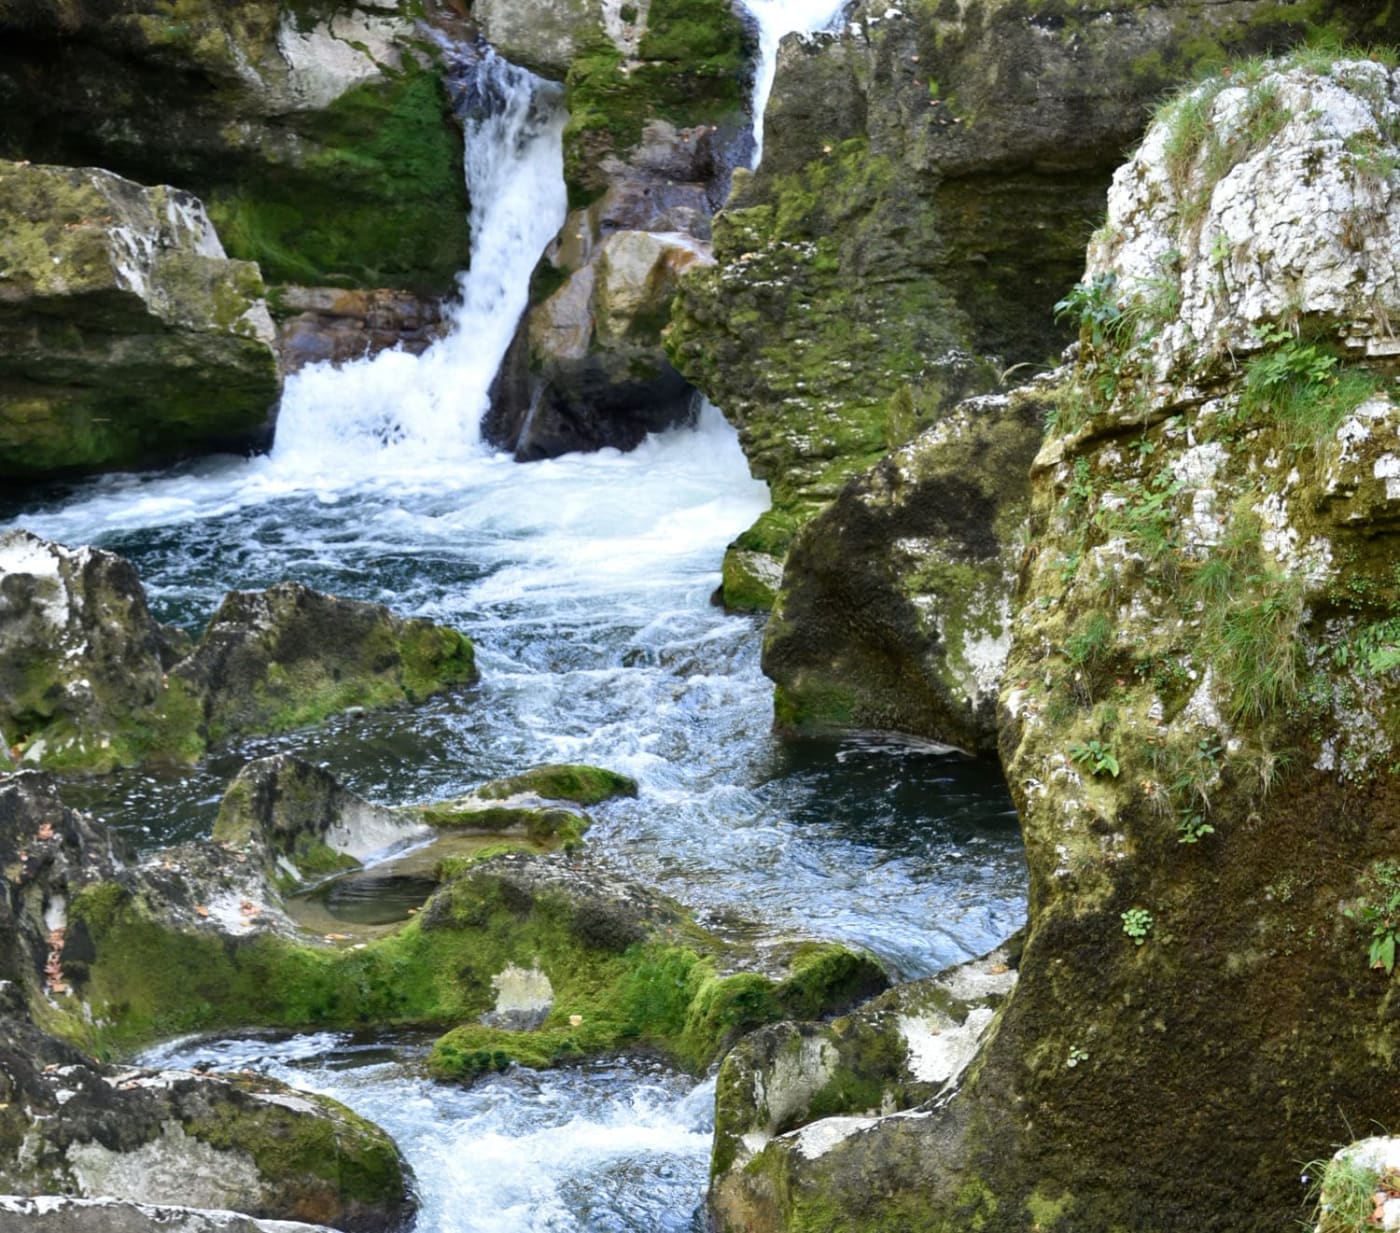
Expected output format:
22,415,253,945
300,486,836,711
0,535,477,772
0,1197,337,1233
667,0,1391,607
716,54,1400,1233
761,387,1046,748
0,161,280,479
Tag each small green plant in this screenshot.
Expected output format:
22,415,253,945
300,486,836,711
1346,859,1400,975
1054,272,1128,351
1305,1148,1398,1233
1177,810,1215,844
1121,908,1153,945
1066,1045,1089,1068
1069,739,1121,778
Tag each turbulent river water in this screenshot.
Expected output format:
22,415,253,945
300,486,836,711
0,25,1026,1233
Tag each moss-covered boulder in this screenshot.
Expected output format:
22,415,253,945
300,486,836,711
0,531,200,773
709,943,1016,1215
0,1,469,293
1,535,478,772
667,0,1393,609
723,53,1400,1233
0,161,280,479
0,1013,412,1231
0,1198,337,1233
171,581,478,748
762,388,1046,749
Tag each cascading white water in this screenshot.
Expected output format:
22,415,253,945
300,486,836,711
741,0,851,164
271,50,567,470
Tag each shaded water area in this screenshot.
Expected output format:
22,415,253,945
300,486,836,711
0,36,1025,1233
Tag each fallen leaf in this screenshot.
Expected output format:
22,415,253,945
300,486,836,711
36,822,53,841
195,905,209,918
989,963,1009,975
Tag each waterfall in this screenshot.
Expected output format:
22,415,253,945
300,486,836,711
269,49,567,472
741,0,851,164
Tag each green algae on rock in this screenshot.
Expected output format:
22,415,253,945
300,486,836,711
0,535,478,772
0,161,280,479
762,387,1047,750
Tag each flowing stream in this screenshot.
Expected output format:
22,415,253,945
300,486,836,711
0,28,1025,1233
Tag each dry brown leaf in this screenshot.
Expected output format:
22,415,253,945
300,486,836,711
195,905,209,918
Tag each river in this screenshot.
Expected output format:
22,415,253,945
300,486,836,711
0,21,1025,1233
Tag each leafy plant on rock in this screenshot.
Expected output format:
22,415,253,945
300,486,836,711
1346,859,1400,975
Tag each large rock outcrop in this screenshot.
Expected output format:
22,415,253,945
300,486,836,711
0,161,280,478
0,0,470,293
760,387,1046,747
715,53,1400,1233
0,532,477,772
0,1199,338,1233
667,0,1393,608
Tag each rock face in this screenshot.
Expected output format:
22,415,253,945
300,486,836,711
0,161,280,479
0,0,470,293
709,945,1015,1226
0,534,477,772
761,387,1046,749
274,285,448,374
175,581,478,747
0,1198,337,1233
667,0,1393,608
0,1017,413,1232
717,55,1400,1233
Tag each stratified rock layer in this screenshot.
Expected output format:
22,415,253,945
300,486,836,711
0,161,280,478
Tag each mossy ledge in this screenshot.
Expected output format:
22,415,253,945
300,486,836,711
54,854,887,1078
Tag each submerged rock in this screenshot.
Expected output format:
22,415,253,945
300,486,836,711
0,161,280,479
0,535,478,772
762,388,1046,750
745,54,1400,1233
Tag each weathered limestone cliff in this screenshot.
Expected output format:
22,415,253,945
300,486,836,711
712,53,1400,1233
668,0,1393,610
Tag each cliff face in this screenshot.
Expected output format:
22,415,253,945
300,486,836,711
668,0,1394,611
0,0,471,293
710,53,1400,1233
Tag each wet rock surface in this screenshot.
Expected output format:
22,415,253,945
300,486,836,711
0,161,280,479
274,286,449,374
761,387,1046,750
0,1197,338,1233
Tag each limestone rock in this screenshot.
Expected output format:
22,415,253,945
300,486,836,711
0,534,478,772
0,1197,337,1233
710,944,1015,1219
485,119,726,460
667,0,1391,608
213,755,425,892
0,162,280,479
0,2,470,293
0,530,198,773
0,1015,413,1232
274,286,448,374
762,387,1045,750
171,581,478,747
747,55,1400,1233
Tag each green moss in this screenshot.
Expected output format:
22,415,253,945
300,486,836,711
207,67,469,292
474,763,638,806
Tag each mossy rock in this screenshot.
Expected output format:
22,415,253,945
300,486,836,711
53,847,885,1080
474,763,638,806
